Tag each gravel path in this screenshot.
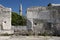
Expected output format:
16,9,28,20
0,36,60,40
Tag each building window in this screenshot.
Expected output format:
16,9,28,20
4,21,6,23
34,23,37,25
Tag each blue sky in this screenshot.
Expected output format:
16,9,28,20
0,0,60,15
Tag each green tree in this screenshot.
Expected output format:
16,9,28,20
11,12,26,26
48,3,51,6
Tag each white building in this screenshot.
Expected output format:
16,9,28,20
19,4,22,16
27,4,60,35
0,4,13,34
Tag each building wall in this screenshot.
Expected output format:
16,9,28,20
0,5,13,34
27,7,49,19
27,6,60,35
12,26,28,34
2,8,11,30
27,7,51,34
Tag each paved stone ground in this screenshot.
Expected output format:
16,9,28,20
0,36,60,40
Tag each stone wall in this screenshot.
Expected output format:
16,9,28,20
12,26,28,34
0,5,13,34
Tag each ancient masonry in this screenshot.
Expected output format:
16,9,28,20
0,4,13,34
27,4,60,35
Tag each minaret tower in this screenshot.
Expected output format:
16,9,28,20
19,0,22,16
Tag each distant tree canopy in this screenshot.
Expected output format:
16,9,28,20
11,12,26,26
48,3,51,6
